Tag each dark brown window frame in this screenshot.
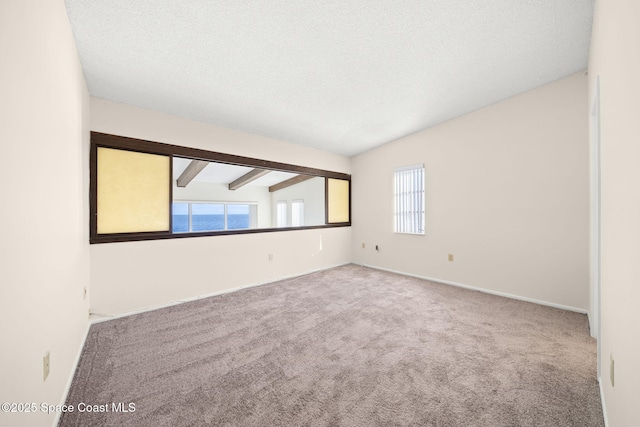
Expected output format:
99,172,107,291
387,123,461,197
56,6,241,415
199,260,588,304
90,132,351,244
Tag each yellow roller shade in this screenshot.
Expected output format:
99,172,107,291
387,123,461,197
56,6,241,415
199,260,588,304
327,178,350,223
97,147,170,234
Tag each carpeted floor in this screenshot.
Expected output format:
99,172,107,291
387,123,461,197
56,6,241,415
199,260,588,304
59,264,604,426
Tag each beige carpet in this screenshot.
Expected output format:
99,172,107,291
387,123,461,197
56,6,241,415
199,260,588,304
60,264,604,426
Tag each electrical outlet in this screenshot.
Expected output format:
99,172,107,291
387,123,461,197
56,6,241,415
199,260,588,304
43,351,50,381
610,354,615,387
448,254,454,262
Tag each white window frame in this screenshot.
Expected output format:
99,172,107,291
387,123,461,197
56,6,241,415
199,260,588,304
394,164,425,235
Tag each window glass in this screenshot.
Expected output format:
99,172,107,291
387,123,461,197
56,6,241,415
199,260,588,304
394,164,425,235
172,203,189,232
291,200,304,227
173,202,255,232
192,203,225,231
227,204,251,230
276,201,287,227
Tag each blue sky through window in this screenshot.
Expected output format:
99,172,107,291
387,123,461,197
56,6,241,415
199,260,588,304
192,204,224,215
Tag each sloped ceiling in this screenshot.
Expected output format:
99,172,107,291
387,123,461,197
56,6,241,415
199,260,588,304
65,1,594,156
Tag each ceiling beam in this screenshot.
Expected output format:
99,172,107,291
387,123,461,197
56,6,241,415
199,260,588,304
228,168,271,190
176,160,209,187
269,174,315,193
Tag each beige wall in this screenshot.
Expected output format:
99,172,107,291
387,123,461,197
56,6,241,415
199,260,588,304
352,72,589,311
589,0,640,425
90,98,351,315
0,1,91,426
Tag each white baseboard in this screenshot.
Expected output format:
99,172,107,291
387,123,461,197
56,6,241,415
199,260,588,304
53,319,91,427
599,377,609,427
355,263,588,314
90,262,351,324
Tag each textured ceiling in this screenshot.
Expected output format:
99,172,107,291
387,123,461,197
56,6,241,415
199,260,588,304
65,1,594,157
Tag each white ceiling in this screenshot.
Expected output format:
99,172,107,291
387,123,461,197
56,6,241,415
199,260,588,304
173,157,299,187
65,1,594,157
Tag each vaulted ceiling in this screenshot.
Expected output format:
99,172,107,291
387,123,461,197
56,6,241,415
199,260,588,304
65,1,594,156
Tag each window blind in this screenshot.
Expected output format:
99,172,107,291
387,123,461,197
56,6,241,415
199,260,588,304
394,164,425,234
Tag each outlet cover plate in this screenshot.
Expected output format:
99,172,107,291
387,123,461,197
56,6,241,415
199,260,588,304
43,351,50,381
